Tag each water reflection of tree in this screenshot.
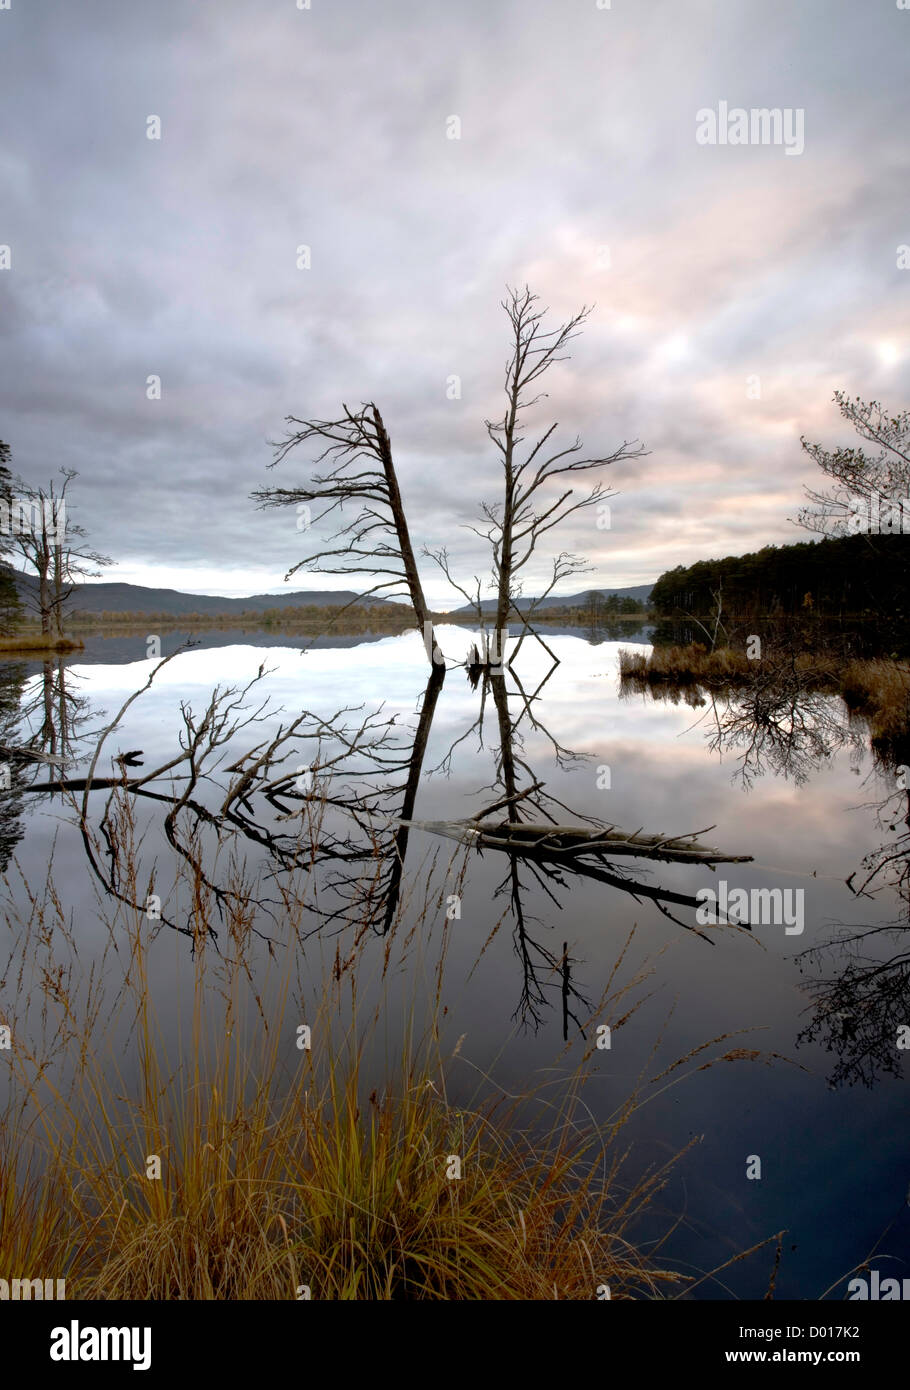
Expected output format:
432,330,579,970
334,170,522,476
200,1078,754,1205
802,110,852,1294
1,655,103,872
624,652,910,1087
312,662,446,937
0,660,29,872
30,634,907,1067
713,678,910,1088
25,656,419,943
17,658,99,778
416,660,752,1033
622,653,865,790
704,681,864,790
795,773,910,1088
27,643,755,1034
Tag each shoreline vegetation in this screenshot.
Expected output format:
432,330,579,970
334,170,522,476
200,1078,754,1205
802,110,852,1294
0,602,900,659
0,633,85,653
3,602,652,633
1,606,898,640
0,602,652,652
619,644,910,760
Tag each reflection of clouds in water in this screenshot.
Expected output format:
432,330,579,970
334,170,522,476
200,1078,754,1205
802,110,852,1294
46,635,891,903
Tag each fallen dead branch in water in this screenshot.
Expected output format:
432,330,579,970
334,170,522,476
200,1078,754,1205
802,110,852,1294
401,814,754,946
400,817,753,867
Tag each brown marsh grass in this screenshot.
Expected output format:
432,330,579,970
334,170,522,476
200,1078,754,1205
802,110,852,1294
0,634,84,653
840,658,910,760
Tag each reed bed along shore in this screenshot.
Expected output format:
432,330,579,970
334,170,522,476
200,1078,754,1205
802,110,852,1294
1,613,412,641
0,777,779,1300
0,633,84,653
839,658,910,758
619,644,910,761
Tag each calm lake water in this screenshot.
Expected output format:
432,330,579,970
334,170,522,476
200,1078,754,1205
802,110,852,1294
2,622,908,1300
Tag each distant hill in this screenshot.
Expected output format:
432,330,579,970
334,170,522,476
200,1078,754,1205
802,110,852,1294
9,571,653,622
449,585,652,616
12,573,395,618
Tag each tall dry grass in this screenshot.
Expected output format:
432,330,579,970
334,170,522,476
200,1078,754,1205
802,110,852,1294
619,644,753,687
840,658,910,760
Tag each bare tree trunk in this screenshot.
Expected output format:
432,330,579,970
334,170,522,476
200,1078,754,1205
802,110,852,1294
38,539,51,637
52,539,64,640
371,406,437,654
478,288,646,668
492,392,518,665
493,489,513,664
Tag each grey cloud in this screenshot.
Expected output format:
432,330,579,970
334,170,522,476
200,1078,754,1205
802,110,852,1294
0,0,908,603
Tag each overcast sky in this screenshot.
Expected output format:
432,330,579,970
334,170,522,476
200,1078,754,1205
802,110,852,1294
1,0,908,605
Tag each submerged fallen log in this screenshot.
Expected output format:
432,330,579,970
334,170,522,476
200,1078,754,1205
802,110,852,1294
398,817,753,867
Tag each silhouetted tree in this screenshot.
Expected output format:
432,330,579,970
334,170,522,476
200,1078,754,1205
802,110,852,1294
799,392,910,537
253,403,438,661
426,288,646,665
480,289,645,661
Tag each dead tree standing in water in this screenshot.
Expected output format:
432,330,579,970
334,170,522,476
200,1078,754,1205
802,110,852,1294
472,288,646,665
253,403,440,665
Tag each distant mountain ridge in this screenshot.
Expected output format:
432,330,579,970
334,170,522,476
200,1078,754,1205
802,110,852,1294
449,584,652,615
10,573,653,620
12,573,396,617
